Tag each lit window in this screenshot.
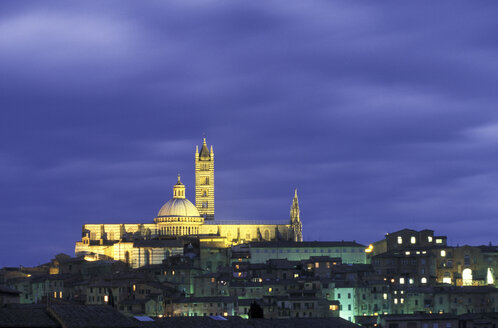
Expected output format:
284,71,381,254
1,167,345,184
59,291,62,298
383,293,387,300
440,250,446,257
329,305,338,311
428,236,433,242
443,277,451,284
315,262,319,268
410,236,416,244
397,236,403,244
400,298,404,304
294,273,299,278
405,251,410,255
104,295,109,302
399,278,405,284
436,238,443,244
394,298,398,304
421,277,427,284
409,278,414,284
462,268,473,286
268,288,272,292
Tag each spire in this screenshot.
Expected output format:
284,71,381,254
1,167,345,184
290,188,302,242
199,137,210,160
291,188,300,221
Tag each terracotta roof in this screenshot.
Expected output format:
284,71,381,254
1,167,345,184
0,305,59,328
135,317,360,328
48,304,137,328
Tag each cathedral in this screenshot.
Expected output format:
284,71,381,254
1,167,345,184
75,138,303,268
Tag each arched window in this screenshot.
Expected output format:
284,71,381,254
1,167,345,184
462,268,472,286
264,230,270,241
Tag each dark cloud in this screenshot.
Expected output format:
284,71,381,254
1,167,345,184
1,1,498,266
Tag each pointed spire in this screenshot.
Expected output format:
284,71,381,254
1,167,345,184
290,188,302,242
176,173,182,185
199,137,210,159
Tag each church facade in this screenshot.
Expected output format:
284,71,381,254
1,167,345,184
75,138,303,268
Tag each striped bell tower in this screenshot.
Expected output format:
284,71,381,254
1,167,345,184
195,138,215,220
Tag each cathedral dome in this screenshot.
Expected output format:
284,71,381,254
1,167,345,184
157,175,201,218
157,198,200,217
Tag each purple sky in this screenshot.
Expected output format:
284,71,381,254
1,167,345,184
1,1,498,267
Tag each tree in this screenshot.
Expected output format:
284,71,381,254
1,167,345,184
248,301,264,319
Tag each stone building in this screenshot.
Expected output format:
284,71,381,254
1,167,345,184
75,138,303,268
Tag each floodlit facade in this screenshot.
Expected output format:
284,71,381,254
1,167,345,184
75,138,303,267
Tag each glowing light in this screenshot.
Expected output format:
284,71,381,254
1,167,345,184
133,284,136,291
487,268,495,285
365,244,374,253
329,305,338,311
84,255,97,262
268,288,272,292
223,312,228,316
59,291,62,298
462,268,473,286
440,250,446,257
421,277,427,284
104,295,109,302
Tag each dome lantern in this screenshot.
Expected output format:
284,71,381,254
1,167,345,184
173,174,185,199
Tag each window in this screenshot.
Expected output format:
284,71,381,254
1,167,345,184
348,293,351,299
383,293,387,300
462,268,473,286
464,255,470,266
397,236,403,244
410,236,416,244
421,277,427,284
348,304,351,310
399,278,405,284
337,293,341,299
202,202,208,208
440,250,446,257
436,238,443,244
428,236,433,242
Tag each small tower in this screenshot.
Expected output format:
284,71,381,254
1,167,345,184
173,174,185,199
195,138,215,220
290,188,303,242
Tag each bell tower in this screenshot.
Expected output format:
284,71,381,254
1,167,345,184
195,138,215,220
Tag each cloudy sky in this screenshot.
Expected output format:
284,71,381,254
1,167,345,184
1,1,498,267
